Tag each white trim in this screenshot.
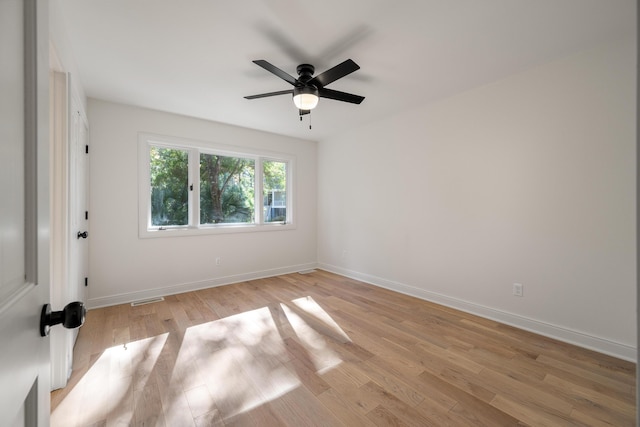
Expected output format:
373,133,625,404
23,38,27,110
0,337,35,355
49,69,71,391
86,262,318,309
255,157,264,224
140,222,296,238
318,263,637,362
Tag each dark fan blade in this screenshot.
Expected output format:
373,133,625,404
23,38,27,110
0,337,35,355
299,109,310,116
309,59,360,88
244,89,293,100
318,88,364,104
253,60,297,85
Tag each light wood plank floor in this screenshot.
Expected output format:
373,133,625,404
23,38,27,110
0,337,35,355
51,270,635,426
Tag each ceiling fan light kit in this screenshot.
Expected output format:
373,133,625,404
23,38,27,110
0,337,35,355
245,59,364,120
292,86,319,110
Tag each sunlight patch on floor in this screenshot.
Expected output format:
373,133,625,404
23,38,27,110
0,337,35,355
52,297,350,425
51,333,168,426
280,302,343,374
183,305,303,418
291,296,351,342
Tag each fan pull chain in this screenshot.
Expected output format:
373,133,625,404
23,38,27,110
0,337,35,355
309,111,312,130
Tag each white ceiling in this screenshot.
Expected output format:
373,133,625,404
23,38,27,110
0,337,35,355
54,0,635,142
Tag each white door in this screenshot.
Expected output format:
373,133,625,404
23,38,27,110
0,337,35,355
0,0,51,425
69,105,89,306
49,75,90,390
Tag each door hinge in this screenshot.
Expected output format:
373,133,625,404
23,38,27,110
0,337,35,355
85,211,88,220
85,145,89,154
190,184,193,191
84,277,88,287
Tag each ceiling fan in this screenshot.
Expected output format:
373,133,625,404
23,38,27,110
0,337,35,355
244,59,365,116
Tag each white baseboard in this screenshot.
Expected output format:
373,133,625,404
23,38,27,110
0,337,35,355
87,261,635,362
318,263,636,362
86,262,318,309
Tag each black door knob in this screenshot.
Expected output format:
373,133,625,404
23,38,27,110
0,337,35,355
77,231,88,239
40,301,86,337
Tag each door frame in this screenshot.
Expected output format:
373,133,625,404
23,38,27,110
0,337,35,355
49,44,90,390
49,65,71,390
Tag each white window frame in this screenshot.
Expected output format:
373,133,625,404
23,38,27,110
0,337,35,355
138,133,295,238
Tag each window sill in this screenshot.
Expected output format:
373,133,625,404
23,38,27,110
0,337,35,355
139,222,296,239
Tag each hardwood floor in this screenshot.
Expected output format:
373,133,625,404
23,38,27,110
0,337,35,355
51,270,636,426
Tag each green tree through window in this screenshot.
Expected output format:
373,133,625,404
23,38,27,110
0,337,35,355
150,146,189,226
200,153,255,224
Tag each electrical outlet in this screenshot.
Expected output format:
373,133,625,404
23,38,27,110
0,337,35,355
215,257,221,265
513,283,523,297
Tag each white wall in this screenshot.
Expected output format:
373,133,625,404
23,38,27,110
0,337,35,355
318,37,636,360
87,99,317,307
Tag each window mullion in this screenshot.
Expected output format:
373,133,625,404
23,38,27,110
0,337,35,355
255,157,264,224
190,148,200,228
285,160,292,224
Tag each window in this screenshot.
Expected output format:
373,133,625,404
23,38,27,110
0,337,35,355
139,134,294,237
200,153,255,224
263,160,287,223
150,146,189,227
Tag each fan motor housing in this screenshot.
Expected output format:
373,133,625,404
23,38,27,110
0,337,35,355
296,64,315,83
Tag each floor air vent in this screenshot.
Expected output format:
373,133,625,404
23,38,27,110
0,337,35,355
298,269,317,274
131,296,165,307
